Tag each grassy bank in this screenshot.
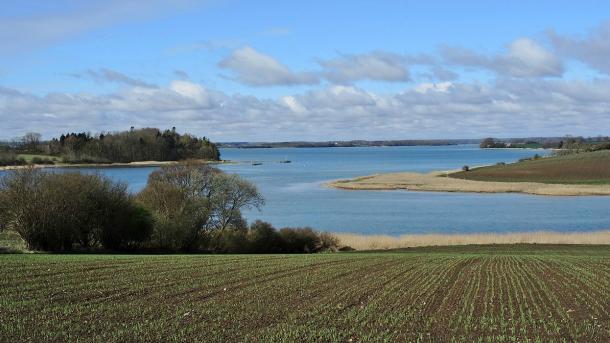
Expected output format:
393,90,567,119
451,150,610,184
1,246,608,342
336,230,610,250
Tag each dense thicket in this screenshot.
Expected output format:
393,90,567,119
209,220,340,253
0,169,152,251
48,127,220,163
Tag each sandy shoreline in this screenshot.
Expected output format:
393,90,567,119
327,171,610,196
0,160,234,171
335,230,610,250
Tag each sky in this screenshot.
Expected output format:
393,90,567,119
2,0,610,141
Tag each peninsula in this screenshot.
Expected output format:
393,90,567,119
329,149,610,196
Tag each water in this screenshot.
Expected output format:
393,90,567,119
219,145,610,234
2,145,610,234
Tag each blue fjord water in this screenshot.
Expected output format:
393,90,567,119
3,145,610,235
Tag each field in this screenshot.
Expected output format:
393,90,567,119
451,150,610,184
1,245,609,342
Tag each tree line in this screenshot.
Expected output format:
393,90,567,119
0,164,340,253
480,136,610,150
50,127,220,163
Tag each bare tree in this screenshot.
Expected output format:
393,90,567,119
137,163,264,250
21,132,41,152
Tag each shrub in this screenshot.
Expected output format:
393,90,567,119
98,202,153,251
208,228,249,253
0,152,26,166
200,221,339,254
62,154,111,164
0,169,152,251
338,246,355,252
31,157,55,165
247,220,283,253
318,232,340,252
278,227,321,253
462,165,470,172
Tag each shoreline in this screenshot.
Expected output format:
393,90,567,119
335,230,610,250
0,159,235,171
327,171,610,196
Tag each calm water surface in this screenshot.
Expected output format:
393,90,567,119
3,145,610,234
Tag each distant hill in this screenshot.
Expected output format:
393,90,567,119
218,139,480,148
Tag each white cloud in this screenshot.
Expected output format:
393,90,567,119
218,49,443,86
503,38,563,77
280,96,306,113
170,80,208,101
296,86,377,110
319,52,410,83
549,21,610,75
219,46,319,86
414,82,453,94
73,68,157,88
442,38,563,78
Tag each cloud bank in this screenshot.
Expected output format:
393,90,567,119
2,75,610,141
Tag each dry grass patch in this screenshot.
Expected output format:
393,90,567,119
327,171,610,196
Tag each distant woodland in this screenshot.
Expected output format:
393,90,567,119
0,128,220,166
480,136,610,152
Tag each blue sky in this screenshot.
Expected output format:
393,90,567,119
2,0,610,141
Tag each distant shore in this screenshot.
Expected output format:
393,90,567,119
327,170,610,196
0,159,233,171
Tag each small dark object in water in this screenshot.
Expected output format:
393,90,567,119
279,160,291,163
252,162,262,166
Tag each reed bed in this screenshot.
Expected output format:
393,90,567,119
336,230,610,250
